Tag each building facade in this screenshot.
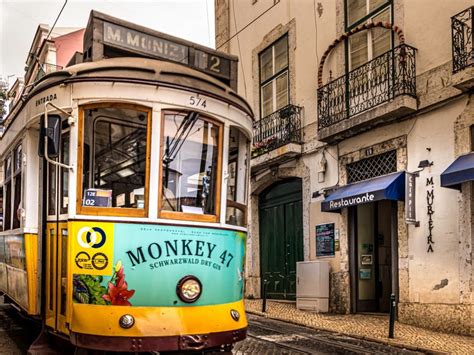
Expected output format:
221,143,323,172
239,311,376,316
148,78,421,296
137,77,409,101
216,0,473,335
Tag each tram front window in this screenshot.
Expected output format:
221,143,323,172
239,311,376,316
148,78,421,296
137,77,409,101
161,111,221,219
81,106,149,212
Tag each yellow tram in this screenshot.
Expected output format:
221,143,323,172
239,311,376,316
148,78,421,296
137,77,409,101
0,11,252,353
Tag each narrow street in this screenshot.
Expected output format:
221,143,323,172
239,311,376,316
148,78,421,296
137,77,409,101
0,300,424,355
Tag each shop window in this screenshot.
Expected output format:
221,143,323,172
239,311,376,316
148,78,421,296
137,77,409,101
346,0,392,70
226,127,249,227
160,111,222,222
79,105,150,216
259,35,289,117
12,145,22,229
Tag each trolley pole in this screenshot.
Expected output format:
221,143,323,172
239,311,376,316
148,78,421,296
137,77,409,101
388,293,396,338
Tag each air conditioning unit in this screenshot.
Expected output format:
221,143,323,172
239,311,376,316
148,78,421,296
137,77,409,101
296,261,330,312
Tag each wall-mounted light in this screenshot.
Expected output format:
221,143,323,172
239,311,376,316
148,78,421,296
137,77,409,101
417,160,433,169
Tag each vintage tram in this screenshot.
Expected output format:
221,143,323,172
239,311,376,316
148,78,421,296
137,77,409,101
0,11,252,353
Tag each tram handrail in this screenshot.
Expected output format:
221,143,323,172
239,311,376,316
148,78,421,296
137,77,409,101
44,101,75,170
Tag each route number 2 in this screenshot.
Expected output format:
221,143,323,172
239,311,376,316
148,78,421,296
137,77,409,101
189,96,207,108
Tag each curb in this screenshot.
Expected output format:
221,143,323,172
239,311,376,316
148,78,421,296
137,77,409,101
246,309,449,355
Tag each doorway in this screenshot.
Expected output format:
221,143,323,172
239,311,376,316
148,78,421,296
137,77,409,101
44,124,70,334
350,200,397,313
259,179,303,300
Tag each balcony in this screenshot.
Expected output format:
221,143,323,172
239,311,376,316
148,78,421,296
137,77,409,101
251,104,302,171
317,44,417,143
452,6,474,92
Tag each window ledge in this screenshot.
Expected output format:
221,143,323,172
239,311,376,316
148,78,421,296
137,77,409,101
250,142,302,173
452,66,474,92
317,95,417,144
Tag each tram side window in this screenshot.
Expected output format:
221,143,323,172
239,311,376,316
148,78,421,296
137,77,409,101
60,132,70,215
13,145,23,229
161,111,221,218
3,156,12,231
81,106,149,211
226,127,249,227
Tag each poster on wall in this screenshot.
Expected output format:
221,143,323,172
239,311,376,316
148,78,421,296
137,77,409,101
316,223,335,257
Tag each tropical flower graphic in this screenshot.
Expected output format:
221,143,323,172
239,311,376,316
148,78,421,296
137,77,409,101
102,261,135,306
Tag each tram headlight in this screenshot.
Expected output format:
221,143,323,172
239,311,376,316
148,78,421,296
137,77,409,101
177,275,202,303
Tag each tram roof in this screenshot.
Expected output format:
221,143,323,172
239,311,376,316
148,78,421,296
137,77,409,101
3,57,254,132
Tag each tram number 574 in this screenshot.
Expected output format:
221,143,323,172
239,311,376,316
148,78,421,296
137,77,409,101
189,95,207,108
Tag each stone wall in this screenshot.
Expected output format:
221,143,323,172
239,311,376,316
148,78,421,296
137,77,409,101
399,303,473,335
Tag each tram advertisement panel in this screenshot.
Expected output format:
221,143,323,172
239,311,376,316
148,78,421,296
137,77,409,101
71,222,245,307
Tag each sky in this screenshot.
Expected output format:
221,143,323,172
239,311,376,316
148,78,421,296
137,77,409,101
0,0,215,87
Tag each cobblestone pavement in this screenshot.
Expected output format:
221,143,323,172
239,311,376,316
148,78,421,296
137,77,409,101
245,300,474,355
234,314,423,354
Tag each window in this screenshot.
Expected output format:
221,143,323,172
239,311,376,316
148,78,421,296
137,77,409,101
60,131,70,215
160,111,222,222
346,0,391,70
226,127,249,227
79,105,150,216
2,144,22,230
12,145,23,229
3,157,11,231
259,36,289,117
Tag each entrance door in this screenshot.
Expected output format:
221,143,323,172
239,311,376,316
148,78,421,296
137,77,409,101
259,179,303,300
44,127,70,334
350,200,395,312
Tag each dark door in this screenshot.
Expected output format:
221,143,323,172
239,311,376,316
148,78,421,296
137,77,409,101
259,179,303,300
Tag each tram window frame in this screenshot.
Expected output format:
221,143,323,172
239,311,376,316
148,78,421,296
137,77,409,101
158,110,223,223
225,126,250,227
76,103,152,218
59,129,70,215
3,156,12,231
12,144,23,229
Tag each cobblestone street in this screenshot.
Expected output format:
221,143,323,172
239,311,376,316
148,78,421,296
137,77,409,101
245,300,474,354
0,300,432,355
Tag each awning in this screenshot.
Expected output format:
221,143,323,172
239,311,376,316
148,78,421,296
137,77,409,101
321,171,405,212
440,152,474,189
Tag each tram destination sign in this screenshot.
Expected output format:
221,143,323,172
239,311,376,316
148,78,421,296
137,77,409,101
86,11,237,88
103,22,189,65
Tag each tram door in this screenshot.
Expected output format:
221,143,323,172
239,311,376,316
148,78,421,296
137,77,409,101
44,125,70,334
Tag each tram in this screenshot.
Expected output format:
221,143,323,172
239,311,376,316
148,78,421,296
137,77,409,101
0,11,252,353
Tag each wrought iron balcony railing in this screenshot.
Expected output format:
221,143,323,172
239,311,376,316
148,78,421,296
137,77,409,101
452,6,473,73
317,44,416,131
252,104,302,158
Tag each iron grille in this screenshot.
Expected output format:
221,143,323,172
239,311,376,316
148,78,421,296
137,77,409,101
452,6,473,73
252,104,302,158
347,150,397,183
317,44,417,131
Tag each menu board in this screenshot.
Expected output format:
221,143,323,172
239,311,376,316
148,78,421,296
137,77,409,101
316,223,335,257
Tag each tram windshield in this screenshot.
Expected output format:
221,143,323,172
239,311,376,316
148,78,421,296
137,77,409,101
82,106,149,210
161,111,221,217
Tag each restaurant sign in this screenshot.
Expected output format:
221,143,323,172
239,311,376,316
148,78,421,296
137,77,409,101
405,172,418,225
